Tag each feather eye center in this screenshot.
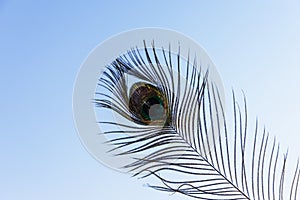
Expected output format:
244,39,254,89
129,82,169,125
142,96,165,121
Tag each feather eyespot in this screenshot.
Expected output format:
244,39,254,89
128,82,169,126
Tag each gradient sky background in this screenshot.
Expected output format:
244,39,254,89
1,1,300,200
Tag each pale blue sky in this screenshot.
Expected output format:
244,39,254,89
1,1,300,200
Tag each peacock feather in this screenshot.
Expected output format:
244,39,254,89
74,28,300,200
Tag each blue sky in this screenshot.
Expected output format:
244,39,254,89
1,1,300,200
